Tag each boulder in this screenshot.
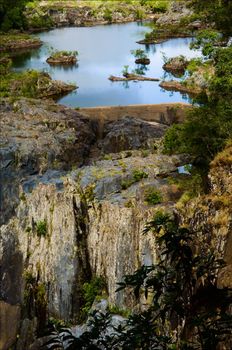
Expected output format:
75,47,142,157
99,116,167,154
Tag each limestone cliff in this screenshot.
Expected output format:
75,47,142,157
0,98,231,349
0,98,180,349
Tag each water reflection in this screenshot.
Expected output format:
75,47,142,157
133,64,149,75
122,81,130,89
52,63,79,72
11,22,201,107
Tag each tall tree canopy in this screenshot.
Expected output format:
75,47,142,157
190,0,232,34
0,0,27,31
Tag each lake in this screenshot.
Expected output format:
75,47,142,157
12,22,200,107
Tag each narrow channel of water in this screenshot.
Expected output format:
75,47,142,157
12,22,200,107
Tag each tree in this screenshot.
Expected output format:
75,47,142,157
0,0,27,31
190,0,232,35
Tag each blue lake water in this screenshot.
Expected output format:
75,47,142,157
12,22,200,107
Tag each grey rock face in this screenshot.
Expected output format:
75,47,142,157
157,1,193,26
0,98,96,225
0,97,187,348
100,116,167,154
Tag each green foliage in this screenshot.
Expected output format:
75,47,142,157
0,69,57,99
122,64,129,76
117,213,232,349
36,220,47,237
81,277,106,315
140,0,167,13
0,0,27,31
131,49,147,60
121,169,148,190
190,29,222,58
132,169,148,181
144,188,162,205
163,45,232,166
190,0,232,35
186,57,204,75
135,8,145,20
163,124,186,155
48,317,67,328
27,13,53,29
50,50,78,59
168,170,204,206
209,46,232,103
39,213,232,348
108,304,131,318
144,30,156,41
103,8,112,22
0,56,12,75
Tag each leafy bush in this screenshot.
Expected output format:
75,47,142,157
132,169,148,181
144,188,162,205
140,0,167,13
121,170,148,190
163,45,232,166
131,49,147,60
103,8,112,22
36,220,47,237
190,29,222,58
122,65,129,76
135,8,145,20
81,277,106,315
0,0,27,31
0,56,12,75
50,50,78,59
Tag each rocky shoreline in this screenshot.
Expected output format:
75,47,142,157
0,34,42,52
25,1,158,32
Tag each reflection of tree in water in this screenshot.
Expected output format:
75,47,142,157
133,64,149,76
11,48,41,65
144,44,156,54
122,81,130,89
54,63,79,72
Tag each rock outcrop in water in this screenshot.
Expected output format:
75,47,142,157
109,74,159,82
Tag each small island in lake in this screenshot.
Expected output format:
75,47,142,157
46,50,78,65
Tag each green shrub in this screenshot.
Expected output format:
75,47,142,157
36,220,47,237
0,56,12,75
132,169,148,181
108,304,131,318
121,170,148,190
144,188,162,205
103,8,112,22
121,179,134,190
81,277,106,315
28,14,53,29
131,49,147,60
50,50,78,59
135,8,145,20
187,58,204,75
122,65,129,76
